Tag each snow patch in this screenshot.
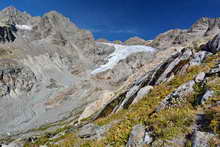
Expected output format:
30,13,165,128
16,24,32,31
91,42,157,75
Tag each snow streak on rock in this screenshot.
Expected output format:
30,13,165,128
16,24,32,31
91,43,156,75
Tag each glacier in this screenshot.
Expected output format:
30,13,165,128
91,42,157,75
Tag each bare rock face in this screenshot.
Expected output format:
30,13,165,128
0,25,17,43
0,61,36,97
203,33,220,54
150,17,220,50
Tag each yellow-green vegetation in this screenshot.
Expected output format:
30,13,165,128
204,77,220,136
90,65,210,146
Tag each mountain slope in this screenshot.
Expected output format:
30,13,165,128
20,32,220,147
1,7,220,147
0,6,159,139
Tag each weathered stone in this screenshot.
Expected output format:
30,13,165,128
126,124,146,147
144,131,153,144
0,83,9,97
190,51,210,66
195,72,206,83
192,131,214,147
203,34,220,54
116,85,140,112
0,25,17,43
78,123,99,138
132,86,153,105
156,80,195,112
156,48,192,84
0,63,36,97
198,90,214,105
207,62,220,76
78,91,114,122
78,122,113,140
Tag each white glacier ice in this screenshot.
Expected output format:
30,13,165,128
16,24,32,31
91,42,157,75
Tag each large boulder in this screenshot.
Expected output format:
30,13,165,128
78,123,99,138
197,89,214,105
190,51,210,66
78,123,113,140
131,86,153,105
203,34,220,54
126,124,152,147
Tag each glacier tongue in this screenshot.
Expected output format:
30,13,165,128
91,42,157,75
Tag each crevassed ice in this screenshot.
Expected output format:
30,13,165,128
91,42,156,75
16,24,32,31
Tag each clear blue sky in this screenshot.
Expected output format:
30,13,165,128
1,0,220,41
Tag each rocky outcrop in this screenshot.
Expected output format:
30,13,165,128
131,86,153,105
207,61,220,76
202,33,220,53
197,90,214,105
126,124,153,147
192,131,214,147
0,61,36,97
156,80,195,112
190,51,210,66
0,24,17,43
78,123,113,140
150,17,220,50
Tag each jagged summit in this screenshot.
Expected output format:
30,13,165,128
0,6,31,25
